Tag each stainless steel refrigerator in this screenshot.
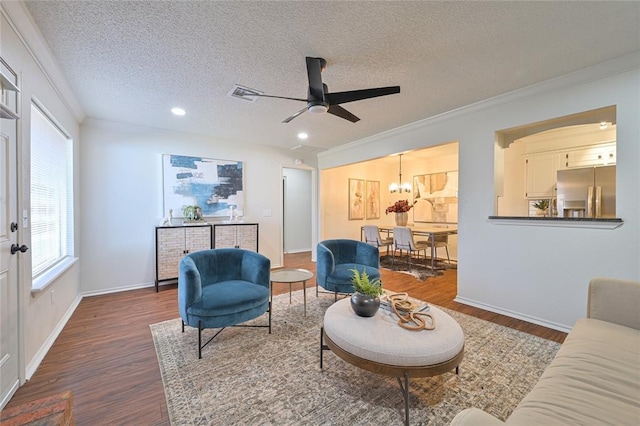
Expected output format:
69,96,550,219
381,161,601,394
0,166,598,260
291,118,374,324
556,165,616,218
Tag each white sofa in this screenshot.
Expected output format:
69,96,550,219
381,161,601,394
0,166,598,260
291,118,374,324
451,277,640,425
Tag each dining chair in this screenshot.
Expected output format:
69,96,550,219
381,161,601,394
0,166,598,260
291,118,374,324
362,225,394,256
392,226,430,268
427,234,451,264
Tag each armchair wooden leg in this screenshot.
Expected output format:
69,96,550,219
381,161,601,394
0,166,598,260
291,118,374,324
181,320,185,333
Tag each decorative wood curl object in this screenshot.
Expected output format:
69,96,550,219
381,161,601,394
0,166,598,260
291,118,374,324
387,292,436,331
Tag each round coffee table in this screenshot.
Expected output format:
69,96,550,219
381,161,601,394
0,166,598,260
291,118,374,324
270,268,314,316
320,297,464,425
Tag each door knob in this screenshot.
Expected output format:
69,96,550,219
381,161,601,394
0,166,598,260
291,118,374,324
10,244,29,254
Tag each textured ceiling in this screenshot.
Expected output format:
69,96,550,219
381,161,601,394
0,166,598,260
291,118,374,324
22,0,640,152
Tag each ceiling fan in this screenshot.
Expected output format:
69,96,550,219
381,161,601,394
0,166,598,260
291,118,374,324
253,57,400,123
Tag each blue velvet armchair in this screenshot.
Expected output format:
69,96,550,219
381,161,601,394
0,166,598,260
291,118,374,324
316,239,381,300
178,248,271,358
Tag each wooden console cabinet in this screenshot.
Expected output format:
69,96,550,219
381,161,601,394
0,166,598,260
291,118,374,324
155,224,212,291
213,223,259,251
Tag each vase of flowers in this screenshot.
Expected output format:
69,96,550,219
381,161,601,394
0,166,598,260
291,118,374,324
385,199,416,226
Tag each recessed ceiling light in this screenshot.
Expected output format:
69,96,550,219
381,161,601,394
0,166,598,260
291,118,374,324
297,132,308,140
171,107,186,116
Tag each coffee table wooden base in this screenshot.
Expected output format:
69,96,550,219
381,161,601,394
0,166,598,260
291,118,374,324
319,295,465,426
320,329,464,425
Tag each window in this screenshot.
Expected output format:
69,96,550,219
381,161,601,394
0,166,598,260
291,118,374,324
30,102,74,288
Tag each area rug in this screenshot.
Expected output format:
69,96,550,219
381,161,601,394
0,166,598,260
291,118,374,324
379,254,457,281
151,291,560,425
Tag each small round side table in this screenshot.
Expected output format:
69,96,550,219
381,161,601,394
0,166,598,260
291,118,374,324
270,268,314,316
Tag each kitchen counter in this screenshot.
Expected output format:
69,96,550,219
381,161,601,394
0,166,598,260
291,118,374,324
488,216,623,229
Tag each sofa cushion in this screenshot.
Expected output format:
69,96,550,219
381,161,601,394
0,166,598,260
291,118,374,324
507,318,640,425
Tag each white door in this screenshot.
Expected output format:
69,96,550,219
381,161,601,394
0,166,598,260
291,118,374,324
0,67,20,408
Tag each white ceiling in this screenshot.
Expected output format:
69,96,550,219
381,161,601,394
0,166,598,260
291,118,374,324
22,1,640,152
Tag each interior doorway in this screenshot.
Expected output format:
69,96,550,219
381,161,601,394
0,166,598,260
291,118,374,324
282,167,312,256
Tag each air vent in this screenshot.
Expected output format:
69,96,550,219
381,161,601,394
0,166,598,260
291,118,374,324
228,85,263,102
291,144,327,154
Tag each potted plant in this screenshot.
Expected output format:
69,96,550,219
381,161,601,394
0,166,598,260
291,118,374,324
182,205,203,222
533,199,549,216
350,268,384,317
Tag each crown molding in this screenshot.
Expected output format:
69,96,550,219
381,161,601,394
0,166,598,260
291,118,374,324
1,1,85,123
319,52,640,166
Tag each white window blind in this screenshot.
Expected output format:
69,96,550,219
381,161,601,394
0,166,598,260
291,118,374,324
30,103,74,278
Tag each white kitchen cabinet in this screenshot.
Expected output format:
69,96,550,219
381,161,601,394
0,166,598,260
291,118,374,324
213,223,259,251
524,153,559,198
155,225,212,291
563,142,616,169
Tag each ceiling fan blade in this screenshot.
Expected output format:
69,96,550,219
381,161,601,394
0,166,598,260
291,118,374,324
282,107,308,123
252,94,307,102
306,57,325,101
325,86,400,105
327,104,360,123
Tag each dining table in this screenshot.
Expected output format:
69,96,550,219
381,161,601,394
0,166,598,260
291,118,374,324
362,225,458,270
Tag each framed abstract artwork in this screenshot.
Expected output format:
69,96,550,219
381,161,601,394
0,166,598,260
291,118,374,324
412,171,458,223
365,180,380,219
162,154,244,218
348,178,365,220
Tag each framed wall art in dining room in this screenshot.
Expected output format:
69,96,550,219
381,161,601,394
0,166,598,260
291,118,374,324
365,180,380,219
413,171,458,223
348,178,365,220
162,154,244,218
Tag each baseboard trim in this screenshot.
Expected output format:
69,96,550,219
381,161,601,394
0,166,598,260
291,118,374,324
283,248,312,254
454,296,572,334
81,281,157,298
25,281,163,381
26,294,83,380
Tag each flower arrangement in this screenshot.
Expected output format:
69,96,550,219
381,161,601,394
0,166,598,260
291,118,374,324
385,199,416,214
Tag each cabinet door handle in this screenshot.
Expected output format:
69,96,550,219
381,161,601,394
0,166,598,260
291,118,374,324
10,222,19,232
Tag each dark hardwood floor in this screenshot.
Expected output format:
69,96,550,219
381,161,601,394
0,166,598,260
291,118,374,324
4,252,566,425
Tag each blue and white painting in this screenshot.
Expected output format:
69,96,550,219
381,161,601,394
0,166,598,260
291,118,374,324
163,154,244,218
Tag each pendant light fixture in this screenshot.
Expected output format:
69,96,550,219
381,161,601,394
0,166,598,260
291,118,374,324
389,153,412,193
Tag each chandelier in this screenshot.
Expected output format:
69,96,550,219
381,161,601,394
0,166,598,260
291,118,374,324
389,153,412,193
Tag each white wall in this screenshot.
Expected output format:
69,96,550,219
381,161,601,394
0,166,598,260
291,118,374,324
283,168,312,253
79,118,301,293
319,55,640,332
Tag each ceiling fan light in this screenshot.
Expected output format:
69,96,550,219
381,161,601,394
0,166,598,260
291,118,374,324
308,104,328,114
